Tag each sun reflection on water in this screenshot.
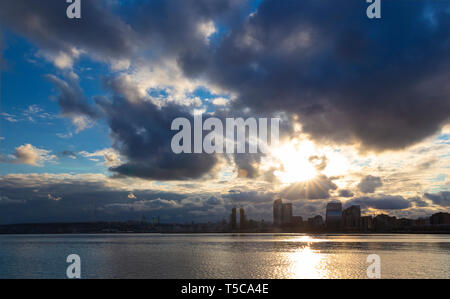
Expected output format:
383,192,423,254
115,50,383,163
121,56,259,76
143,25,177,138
287,244,329,278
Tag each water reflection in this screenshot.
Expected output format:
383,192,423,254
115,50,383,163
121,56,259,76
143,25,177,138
0,234,448,278
288,245,328,278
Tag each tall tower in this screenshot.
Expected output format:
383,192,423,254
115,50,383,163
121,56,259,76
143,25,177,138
230,207,237,230
240,207,246,230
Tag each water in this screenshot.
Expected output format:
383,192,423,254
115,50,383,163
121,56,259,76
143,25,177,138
0,234,448,279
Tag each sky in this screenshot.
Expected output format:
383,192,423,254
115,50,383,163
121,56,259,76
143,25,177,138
0,0,449,224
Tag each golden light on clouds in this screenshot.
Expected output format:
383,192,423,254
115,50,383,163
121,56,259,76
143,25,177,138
268,139,350,184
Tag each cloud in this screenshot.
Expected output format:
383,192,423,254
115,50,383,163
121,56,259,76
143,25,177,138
107,198,182,212
96,76,221,180
60,150,77,160
47,194,61,201
2,0,450,152
0,0,137,66
0,112,19,123
409,196,429,208
0,173,228,224
211,97,228,106
79,148,122,167
357,175,382,193
0,0,449,223
46,74,99,132
346,195,412,210
182,0,450,152
424,192,450,207
9,144,57,166
279,175,337,200
339,189,354,198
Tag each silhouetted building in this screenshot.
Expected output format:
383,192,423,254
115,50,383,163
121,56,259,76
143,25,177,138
414,217,430,227
309,215,324,229
430,212,450,226
361,215,373,231
273,199,294,227
398,218,414,229
273,199,283,227
240,207,246,230
342,205,361,230
282,203,293,225
373,214,398,230
230,207,237,230
292,216,303,227
326,201,342,229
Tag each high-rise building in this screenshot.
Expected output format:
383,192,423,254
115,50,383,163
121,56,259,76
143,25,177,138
326,201,342,229
361,215,373,231
273,199,294,227
230,207,237,230
313,215,324,228
239,207,246,230
281,203,293,225
273,199,283,227
342,205,361,229
373,214,398,231
430,212,450,226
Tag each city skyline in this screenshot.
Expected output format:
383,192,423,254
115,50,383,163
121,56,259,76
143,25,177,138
0,0,449,225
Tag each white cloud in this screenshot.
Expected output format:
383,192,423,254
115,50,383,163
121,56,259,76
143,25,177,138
48,194,62,201
212,97,228,106
40,48,83,70
11,144,57,166
79,148,122,167
197,20,217,43
56,132,73,139
71,115,95,133
0,112,19,123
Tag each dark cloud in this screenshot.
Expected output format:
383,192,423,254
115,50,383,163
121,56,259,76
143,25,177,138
409,196,429,208
2,0,450,152
346,195,412,210
186,0,450,152
98,76,219,180
233,153,262,179
0,174,220,224
339,189,354,198
46,74,99,120
0,175,281,224
223,190,275,204
279,175,337,200
357,175,382,193
0,0,136,61
424,192,450,207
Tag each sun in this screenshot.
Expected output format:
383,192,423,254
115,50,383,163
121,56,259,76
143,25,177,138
272,140,318,183
263,139,350,184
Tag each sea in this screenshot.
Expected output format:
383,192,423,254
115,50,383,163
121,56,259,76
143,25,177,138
0,233,448,279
